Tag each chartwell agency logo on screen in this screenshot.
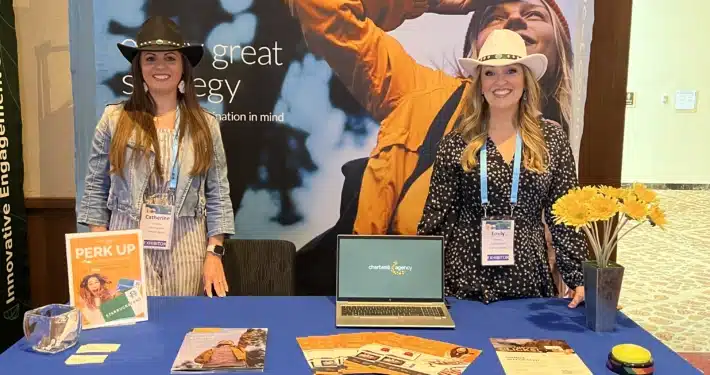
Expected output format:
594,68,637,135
368,261,412,276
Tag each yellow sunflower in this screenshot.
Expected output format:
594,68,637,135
562,186,597,206
648,204,667,229
578,186,600,201
552,197,590,229
599,186,623,200
631,182,658,203
588,194,619,221
621,196,648,221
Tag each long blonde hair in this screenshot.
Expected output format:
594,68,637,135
109,53,214,179
458,65,549,174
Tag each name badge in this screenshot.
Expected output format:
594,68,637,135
481,218,515,266
139,203,175,251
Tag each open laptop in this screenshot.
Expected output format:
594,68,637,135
335,234,455,328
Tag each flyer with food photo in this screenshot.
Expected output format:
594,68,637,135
344,336,480,375
297,332,481,375
297,332,389,374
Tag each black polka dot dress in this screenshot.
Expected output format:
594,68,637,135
417,120,587,304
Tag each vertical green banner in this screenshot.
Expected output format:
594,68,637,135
0,1,30,353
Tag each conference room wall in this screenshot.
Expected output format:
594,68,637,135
15,0,76,198
622,0,710,185
14,0,75,309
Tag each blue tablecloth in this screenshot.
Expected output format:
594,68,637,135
0,296,699,374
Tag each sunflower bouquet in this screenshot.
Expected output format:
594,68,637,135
551,183,667,268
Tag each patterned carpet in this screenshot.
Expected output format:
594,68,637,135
617,190,710,357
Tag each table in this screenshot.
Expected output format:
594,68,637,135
0,296,700,374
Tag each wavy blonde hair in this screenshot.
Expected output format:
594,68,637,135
458,65,549,174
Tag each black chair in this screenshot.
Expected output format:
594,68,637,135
222,239,296,296
295,157,368,296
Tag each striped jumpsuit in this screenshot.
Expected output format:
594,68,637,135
109,128,206,296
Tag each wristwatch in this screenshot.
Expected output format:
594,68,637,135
207,244,225,257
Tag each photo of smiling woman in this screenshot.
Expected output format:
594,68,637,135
77,16,235,298
78,273,118,325
289,0,587,296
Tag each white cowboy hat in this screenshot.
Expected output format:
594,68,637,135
458,29,548,80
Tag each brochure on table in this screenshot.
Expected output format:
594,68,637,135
297,332,481,375
171,328,268,373
490,338,593,375
65,229,148,330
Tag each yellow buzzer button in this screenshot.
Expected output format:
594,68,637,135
611,344,652,365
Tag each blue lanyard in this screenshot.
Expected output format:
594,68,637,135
169,109,181,192
480,132,522,217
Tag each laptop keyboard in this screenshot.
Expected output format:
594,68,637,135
342,305,445,317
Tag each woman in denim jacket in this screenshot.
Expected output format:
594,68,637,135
77,17,235,298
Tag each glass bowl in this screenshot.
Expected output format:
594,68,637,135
23,304,82,354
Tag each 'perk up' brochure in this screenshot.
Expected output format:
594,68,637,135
65,229,148,330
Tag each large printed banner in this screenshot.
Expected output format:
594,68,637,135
0,1,30,353
76,0,594,294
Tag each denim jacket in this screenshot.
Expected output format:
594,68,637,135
77,103,235,238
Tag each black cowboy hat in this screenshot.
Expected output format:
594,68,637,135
116,16,204,67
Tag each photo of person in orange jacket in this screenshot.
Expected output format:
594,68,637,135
288,0,576,234
288,0,582,296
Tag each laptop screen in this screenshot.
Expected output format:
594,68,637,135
336,235,444,302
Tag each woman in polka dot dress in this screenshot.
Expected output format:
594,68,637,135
417,30,587,308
